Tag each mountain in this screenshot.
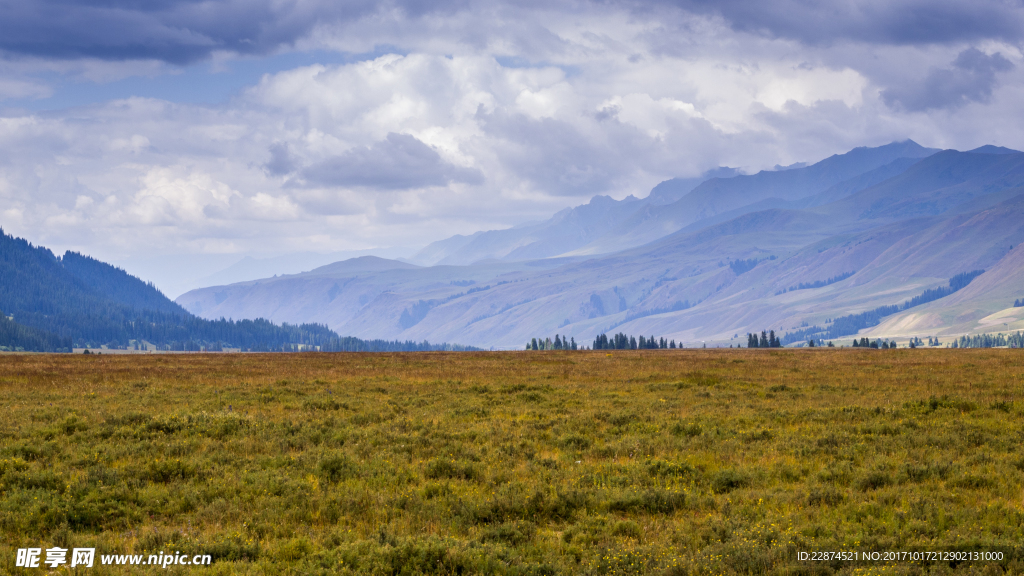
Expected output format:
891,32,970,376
0,230,476,352
644,167,743,205
193,248,414,291
410,194,645,265
178,145,1024,348
571,140,939,254
412,140,938,266
176,255,583,330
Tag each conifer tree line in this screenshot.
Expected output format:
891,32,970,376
590,333,676,350
526,332,679,350
777,271,855,294
780,270,985,345
904,336,942,348
952,331,1024,348
1015,299,1023,307
527,335,577,350
0,312,71,352
747,330,782,348
851,337,897,349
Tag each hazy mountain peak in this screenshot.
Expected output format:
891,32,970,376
967,145,1022,155
647,167,743,205
307,256,421,275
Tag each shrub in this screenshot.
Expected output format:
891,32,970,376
712,469,751,493
425,458,480,481
319,454,358,483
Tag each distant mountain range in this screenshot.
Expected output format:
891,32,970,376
176,140,1024,349
408,140,937,265
0,231,476,352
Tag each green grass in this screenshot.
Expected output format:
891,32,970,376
1,349,1023,574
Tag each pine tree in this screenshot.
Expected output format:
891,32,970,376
670,340,676,349
531,338,539,351
769,330,779,348
759,331,768,348
554,335,562,349
571,337,577,350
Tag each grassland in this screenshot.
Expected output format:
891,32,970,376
1,349,1023,575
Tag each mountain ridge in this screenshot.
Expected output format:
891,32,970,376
177,143,1024,348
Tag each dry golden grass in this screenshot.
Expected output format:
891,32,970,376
1,349,1023,575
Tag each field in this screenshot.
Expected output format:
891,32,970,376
1,349,1023,575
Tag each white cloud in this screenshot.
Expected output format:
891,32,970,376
0,2,1022,294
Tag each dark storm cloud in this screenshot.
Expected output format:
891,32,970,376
0,0,373,64
2,0,1021,65
300,133,483,190
882,48,1015,112
644,0,1024,46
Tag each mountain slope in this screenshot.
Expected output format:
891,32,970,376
178,143,1024,349
574,140,938,254
411,194,644,265
817,149,1024,222
413,140,937,266
0,230,478,351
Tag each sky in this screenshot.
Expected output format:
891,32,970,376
1,0,1024,296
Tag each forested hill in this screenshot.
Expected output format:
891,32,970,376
0,230,476,352
61,251,188,316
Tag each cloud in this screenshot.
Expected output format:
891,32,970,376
299,132,483,189
0,0,360,64
882,48,1015,112
651,0,1024,46
264,142,295,176
1,2,1024,294
2,0,1021,70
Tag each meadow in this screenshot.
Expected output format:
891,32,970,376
1,349,1023,575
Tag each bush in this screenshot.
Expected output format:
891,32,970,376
425,458,480,481
319,454,358,483
712,469,751,493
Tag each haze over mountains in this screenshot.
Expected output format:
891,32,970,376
174,141,1024,349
